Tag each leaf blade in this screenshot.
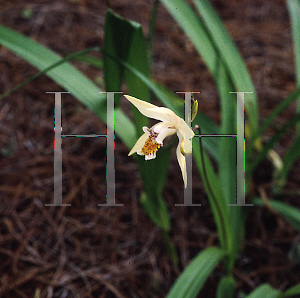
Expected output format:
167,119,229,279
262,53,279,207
166,247,226,298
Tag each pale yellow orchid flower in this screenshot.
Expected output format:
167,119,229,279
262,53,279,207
124,95,194,188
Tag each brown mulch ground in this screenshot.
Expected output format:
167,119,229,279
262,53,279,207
0,0,300,297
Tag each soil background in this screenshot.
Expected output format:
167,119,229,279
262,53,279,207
0,0,300,297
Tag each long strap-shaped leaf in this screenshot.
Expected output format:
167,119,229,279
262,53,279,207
253,197,300,231
166,247,225,298
245,284,281,298
159,0,248,270
287,0,300,133
192,0,258,131
0,24,136,149
103,10,174,237
160,0,258,132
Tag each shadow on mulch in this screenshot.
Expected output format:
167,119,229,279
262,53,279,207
0,0,299,297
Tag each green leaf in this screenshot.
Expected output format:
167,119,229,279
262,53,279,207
103,9,139,105
247,113,300,180
287,0,300,132
244,284,281,298
74,54,103,69
162,230,179,265
124,19,151,133
192,0,258,133
274,134,300,191
247,86,300,157
192,138,231,257
160,0,258,135
103,9,150,129
102,12,177,264
138,144,173,233
166,247,226,298
139,144,173,194
148,0,160,69
280,283,300,297
253,198,300,231
216,276,236,298
140,191,170,232
103,11,173,233
0,24,137,149
160,0,253,270
243,86,300,191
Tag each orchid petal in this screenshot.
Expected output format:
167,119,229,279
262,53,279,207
128,132,148,156
176,139,187,188
124,95,175,123
146,107,177,123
